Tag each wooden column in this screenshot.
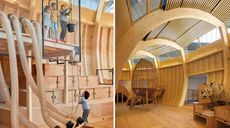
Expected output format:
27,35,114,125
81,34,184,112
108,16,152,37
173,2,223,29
83,24,88,76
92,0,106,83
64,56,69,104
26,50,32,121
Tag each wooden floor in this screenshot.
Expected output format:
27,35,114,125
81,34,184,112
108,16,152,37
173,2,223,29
38,117,113,128
116,103,206,128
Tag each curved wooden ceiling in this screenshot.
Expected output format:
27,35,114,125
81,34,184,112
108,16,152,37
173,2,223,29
125,0,230,59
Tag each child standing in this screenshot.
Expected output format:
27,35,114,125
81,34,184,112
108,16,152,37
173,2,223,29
79,91,90,125
43,6,51,39
50,2,59,41
59,4,72,42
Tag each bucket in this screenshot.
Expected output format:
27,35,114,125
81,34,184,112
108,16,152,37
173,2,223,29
67,23,75,32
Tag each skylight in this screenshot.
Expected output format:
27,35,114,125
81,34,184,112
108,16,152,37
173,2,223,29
73,0,99,11
193,28,220,44
105,0,114,13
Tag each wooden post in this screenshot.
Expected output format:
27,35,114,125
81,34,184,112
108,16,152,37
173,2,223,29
26,50,32,121
121,86,124,103
64,56,69,104
116,93,118,103
146,89,148,110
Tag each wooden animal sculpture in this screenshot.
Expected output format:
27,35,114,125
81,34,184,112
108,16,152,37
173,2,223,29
201,82,226,106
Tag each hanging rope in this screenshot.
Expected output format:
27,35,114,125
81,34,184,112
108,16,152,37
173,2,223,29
74,63,81,114
67,0,75,32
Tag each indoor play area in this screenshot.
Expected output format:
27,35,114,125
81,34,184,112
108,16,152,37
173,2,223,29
0,0,114,127
116,0,230,128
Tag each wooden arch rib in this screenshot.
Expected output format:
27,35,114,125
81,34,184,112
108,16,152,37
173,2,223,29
116,8,228,94
134,50,158,68
133,39,188,106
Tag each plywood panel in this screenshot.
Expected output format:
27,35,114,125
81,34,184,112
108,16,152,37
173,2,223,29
33,64,64,76
68,65,80,76
208,71,224,84
94,88,109,99
158,65,184,105
79,76,87,87
87,76,98,86
187,51,224,76
85,25,94,75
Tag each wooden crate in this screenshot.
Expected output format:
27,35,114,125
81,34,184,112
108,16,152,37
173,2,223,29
43,77,58,89
45,90,64,104
45,91,54,104
69,76,79,88
57,76,65,89
215,106,230,122
53,90,64,104
193,103,210,114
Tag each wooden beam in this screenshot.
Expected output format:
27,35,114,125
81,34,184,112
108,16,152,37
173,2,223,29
95,0,106,23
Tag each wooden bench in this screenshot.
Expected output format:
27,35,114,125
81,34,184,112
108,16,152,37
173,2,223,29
193,111,214,128
193,103,214,128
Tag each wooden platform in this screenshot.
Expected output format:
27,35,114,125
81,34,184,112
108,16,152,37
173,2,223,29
116,103,206,128
0,29,77,57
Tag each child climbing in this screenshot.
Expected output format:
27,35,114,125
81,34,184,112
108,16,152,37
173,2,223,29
59,4,72,42
44,6,51,39
50,2,59,41
79,90,90,125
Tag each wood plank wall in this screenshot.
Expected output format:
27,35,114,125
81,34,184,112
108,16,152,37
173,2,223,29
158,65,184,105
151,48,225,105
79,24,114,76
187,51,224,84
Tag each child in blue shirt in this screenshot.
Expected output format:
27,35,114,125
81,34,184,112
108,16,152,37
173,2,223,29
79,91,90,125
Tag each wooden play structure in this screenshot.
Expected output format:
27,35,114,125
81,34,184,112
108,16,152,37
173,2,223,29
116,0,230,128
130,59,158,110
0,0,114,127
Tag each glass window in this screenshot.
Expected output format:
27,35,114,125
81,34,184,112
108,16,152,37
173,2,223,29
129,0,147,22
150,0,161,11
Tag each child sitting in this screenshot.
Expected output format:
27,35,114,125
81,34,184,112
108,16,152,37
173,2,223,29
78,91,90,125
